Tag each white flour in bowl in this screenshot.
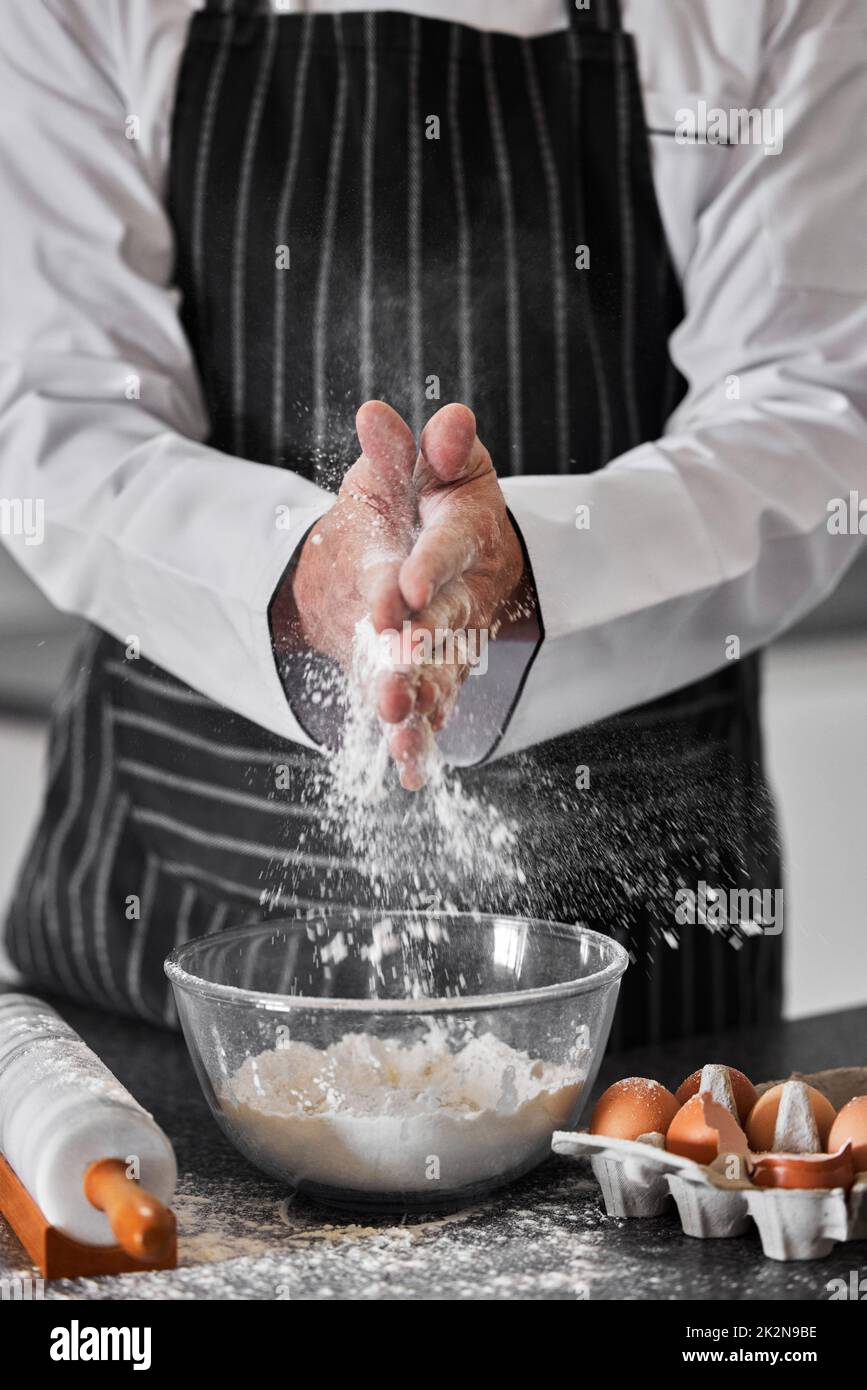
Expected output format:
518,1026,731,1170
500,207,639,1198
221,1030,586,1196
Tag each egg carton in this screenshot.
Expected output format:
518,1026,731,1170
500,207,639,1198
552,1067,867,1262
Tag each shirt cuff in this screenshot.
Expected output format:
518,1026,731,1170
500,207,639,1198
434,506,542,766
249,499,335,748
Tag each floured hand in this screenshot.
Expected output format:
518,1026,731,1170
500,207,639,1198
273,400,528,791
375,403,528,789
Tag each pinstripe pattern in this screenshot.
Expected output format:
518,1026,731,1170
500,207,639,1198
131,805,358,873
2,0,782,1048
13,828,44,980
566,26,612,466
162,859,269,905
27,879,49,985
277,926,304,994
359,12,377,401
111,708,309,767
447,25,472,406
127,853,161,1023
614,34,642,446
191,0,236,337
165,883,198,1023
407,16,424,435
12,831,44,980
597,0,615,30
240,927,269,989
104,662,212,706
11,828,42,980
68,699,118,1006
93,792,131,1010
231,9,279,456
117,759,316,819
207,901,231,936
161,858,323,913
272,11,314,465
312,14,349,455
522,40,570,472
480,32,523,474
44,660,94,1000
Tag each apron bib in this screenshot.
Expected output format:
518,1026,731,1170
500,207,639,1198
5,0,782,1046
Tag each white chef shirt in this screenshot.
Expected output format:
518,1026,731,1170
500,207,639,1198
0,0,865,759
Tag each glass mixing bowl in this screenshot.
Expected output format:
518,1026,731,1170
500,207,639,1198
165,912,627,1211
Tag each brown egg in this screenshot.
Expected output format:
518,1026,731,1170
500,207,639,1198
590,1077,679,1141
666,1095,722,1165
745,1082,836,1152
675,1065,758,1123
827,1096,867,1172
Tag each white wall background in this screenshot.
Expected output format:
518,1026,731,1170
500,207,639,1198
764,636,867,1018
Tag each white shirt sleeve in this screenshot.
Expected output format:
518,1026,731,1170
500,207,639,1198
0,0,333,746
495,8,867,760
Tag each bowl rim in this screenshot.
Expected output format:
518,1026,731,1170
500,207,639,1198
164,912,629,1015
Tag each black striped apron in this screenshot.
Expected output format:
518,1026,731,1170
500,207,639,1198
4,0,783,1047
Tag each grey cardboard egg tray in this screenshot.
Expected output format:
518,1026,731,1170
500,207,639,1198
552,1067,867,1261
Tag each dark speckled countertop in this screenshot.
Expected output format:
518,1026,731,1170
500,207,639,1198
0,993,865,1300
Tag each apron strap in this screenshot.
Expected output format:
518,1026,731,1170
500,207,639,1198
563,0,622,30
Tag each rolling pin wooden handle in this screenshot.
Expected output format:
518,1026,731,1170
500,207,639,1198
83,1158,173,1260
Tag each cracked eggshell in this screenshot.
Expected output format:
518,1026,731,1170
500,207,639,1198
666,1095,723,1165
751,1145,855,1191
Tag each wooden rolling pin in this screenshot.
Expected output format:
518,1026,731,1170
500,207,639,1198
84,1159,174,1259
0,994,177,1249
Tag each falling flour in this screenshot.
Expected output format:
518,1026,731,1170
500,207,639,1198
221,1030,586,1196
283,617,528,919
270,605,779,978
